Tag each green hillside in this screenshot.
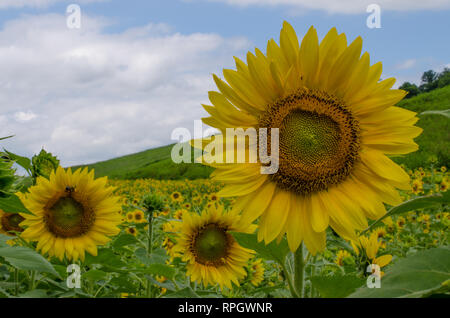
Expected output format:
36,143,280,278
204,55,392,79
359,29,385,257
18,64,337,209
394,85,450,168
72,144,213,180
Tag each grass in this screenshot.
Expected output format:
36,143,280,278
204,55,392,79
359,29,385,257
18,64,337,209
394,85,450,169
72,85,450,179
72,144,213,180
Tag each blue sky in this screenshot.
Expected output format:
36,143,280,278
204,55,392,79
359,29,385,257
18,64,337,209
0,0,449,167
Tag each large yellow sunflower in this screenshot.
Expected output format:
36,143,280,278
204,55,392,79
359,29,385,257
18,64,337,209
197,22,421,254
18,167,122,261
173,206,256,289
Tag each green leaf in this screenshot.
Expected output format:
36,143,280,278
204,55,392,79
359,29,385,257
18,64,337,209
419,109,450,118
84,249,126,268
135,248,168,265
19,289,49,298
4,150,31,173
82,269,107,282
0,234,15,246
311,274,365,298
0,246,59,277
349,247,450,298
232,232,289,265
112,233,138,250
164,287,200,298
0,194,31,214
142,264,175,280
0,136,14,141
361,192,449,235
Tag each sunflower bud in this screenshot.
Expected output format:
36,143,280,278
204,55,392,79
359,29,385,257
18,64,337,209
31,149,60,180
0,155,16,198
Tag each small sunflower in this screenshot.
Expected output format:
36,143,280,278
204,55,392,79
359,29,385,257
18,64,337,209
126,212,135,222
0,209,25,236
248,258,265,287
173,206,256,289
133,210,146,223
195,22,421,254
18,167,122,261
126,227,138,236
352,231,392,275
334,249,353,266
171,192,183,203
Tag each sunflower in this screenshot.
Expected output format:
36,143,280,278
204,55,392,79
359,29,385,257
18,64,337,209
133,210,146,223
248,258,265,287
126,227,138,236
173,205,256,289
0,209,25,236
196,22,421,254
18,167,122,261
171,192,183,203
352,231,392,275
126,211,135,222
334,249,353,266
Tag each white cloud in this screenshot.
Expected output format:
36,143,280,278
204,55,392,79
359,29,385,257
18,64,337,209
395,58,417,70
0,14,250,166
14,111,38,122
0,0,107,9
196,0,450,14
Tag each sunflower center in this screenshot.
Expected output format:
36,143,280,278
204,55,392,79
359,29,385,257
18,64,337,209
1,213,24,233
44,195,95,238
259,88,360,195
193,224,230,265
281,110,341,166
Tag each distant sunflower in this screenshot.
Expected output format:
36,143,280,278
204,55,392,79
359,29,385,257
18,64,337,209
171,192,183,202
133,210,146,223
0,209,24,236
196,22,421,254
126,212,135,222
18,167,122,261
248,258,265,287
126,227,138,236
173,206,256,289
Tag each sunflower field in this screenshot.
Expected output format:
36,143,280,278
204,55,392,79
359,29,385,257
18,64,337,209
0,22,449,299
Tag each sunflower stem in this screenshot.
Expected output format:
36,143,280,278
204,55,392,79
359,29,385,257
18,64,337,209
293,243,305,298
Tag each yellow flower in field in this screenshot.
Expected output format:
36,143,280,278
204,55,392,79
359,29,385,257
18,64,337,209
440,180,448,192
352,232,380,259
411,179,424,195
396,216,406,229
248,258,265,287
126,212,135,222
0,209,25,236
18,167,122,261
334,250,352,266
174,209,185,220
171,192,183,202
173,206,256,289
353,231,392,275
441,166,447,173
183,203,191,209
209,193,218,202
373,227,387,239
195,22,420,254
126,227,138,236
133,210,146,223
